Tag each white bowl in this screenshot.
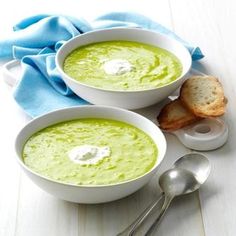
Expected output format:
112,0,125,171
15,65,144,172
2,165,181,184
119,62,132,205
15,106,166,203
56,27,192,109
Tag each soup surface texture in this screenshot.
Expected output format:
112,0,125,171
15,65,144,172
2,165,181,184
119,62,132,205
23,119,158,185
63,40,182,91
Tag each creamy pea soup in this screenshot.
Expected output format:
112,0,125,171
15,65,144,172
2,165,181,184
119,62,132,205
63,40,182,91
23,119,158,185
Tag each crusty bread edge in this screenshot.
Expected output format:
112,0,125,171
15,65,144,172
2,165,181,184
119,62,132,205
157,99,200,131
179,76,226,117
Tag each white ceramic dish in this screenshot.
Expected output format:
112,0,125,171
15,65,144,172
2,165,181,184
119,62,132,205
15,106,166,204
56,27,192,109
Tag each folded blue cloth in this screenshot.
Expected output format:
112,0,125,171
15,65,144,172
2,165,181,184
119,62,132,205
0,12,204,117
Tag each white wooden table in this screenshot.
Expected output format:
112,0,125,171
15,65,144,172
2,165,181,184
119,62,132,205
1,1,235,235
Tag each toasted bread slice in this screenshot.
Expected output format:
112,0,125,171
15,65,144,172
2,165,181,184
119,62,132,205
180,76,226,117
157,99,199,131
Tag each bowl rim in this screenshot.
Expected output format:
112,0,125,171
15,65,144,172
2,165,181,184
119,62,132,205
15,105,167,188
55,27,192,93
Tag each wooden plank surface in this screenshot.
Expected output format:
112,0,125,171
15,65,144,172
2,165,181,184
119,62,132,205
1,0,235,235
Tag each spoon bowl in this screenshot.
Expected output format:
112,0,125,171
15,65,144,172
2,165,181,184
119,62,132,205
173,153,211,184
159,168,201,197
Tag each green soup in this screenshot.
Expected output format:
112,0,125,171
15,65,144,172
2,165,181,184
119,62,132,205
63,40,182,91
23,119,158,185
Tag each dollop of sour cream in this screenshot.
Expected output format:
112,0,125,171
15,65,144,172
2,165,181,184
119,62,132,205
68,145,111,165
103,59,133,75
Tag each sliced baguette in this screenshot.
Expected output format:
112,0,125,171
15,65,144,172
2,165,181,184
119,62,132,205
180,76,226,117
157,99,200,131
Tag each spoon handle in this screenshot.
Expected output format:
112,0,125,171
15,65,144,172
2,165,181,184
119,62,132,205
117,193,165,236
145,194,173,236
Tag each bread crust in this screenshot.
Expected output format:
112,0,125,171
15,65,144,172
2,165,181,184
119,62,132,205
180,76,226,117
157,99,200,131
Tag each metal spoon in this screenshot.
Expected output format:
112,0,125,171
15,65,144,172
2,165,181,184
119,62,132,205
117,153,210,236
173,153,211,184
144,168,205,235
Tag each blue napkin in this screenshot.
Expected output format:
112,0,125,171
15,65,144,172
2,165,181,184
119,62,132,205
0,12,204,117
